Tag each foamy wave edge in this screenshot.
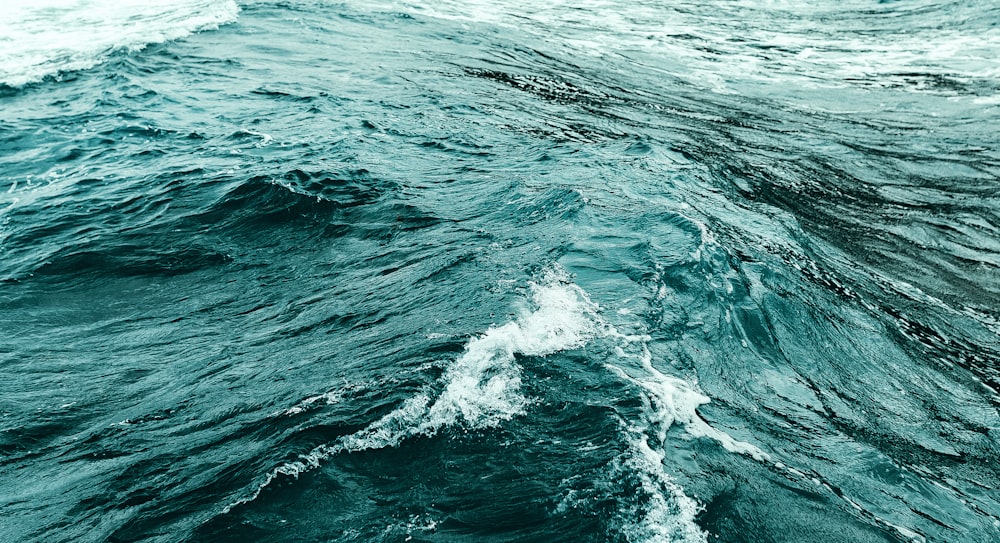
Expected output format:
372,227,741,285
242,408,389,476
0,0,240,87
224,266,603,512
225,266,768,543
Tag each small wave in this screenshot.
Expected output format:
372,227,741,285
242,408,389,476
603,332,769,543
608,341,770,463
226,266,603,512
0,0,239,87
179,171,401,237
617,435,708,543
32,245,232,278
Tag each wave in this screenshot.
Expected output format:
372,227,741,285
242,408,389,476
0,0,239,87
222,265,776,542
225,266,603,511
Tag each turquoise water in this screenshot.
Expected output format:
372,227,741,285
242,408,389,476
2,1,998,541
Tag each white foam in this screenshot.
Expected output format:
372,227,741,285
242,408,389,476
608,340,770,463
0,0,239,87
604,336,767,543
972,95,1000,105
376,0,998,100
423,268,600,429
620,435,707,543
277,389,346,416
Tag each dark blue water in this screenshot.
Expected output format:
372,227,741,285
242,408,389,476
2,1,999,542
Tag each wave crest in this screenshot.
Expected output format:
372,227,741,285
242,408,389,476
0,0,239,87
226,266,603,511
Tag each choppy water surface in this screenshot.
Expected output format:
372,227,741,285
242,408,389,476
2,1,998,541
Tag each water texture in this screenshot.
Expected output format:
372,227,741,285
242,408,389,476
1,1,998,542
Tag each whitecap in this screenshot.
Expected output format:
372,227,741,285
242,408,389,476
603,333,768,543
607,336,770,463
227,266,603,511
0,0,239,87
617,434,708,543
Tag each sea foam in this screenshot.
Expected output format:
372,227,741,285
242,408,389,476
605,335,768,543
0,0,239,87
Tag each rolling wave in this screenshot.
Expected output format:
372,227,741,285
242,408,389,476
0,0,239,87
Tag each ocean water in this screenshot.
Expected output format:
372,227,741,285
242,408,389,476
1,0,998,541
